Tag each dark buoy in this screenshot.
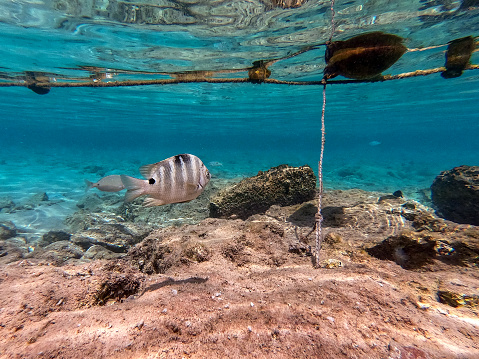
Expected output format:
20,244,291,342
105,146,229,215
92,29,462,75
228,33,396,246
248,60,271,84
27,84,50,95
323,32,407,80
441,36,475,79
25,72,50,95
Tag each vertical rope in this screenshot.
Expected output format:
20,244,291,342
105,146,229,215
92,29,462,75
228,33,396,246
315,83,327,268
314,0,335,267
328,0,336,42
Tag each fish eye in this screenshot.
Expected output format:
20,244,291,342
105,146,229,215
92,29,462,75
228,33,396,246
149,178,155,184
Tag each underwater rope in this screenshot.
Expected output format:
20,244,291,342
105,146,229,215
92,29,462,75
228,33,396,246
328,0,336,43
314,0,336,267
1,27,477,93
314,82,327,268
1,65,478,90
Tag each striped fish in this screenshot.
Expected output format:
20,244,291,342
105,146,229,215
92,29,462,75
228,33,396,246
120,154,211,207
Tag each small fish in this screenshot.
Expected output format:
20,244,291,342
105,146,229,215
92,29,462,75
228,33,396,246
208,161,223,167
121,154,211,207
85,175,125,192
369,140,381,146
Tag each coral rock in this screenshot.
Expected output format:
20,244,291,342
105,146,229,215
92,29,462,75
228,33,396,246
82,245,124,261
320,258,343,268
367,231,438,269
34,240,84,264
209,164,316,219
40,230,71,247
431,165,479,225
438,290,479,308
71,222,149,253
128,236,174,274
0,198,15,212
0,221,16,240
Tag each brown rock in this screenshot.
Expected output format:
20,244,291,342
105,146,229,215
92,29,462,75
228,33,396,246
431,165,479,225
33,240,84,264
366,231,438,269
39,230,71,247
438,289,479,308
0,221,16,240
128,236,175,274
90,261,145,306
324,232,343,248
81,245,124,261
70,222,150,253
209,164,316,219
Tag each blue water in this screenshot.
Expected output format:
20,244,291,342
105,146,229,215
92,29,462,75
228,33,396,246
0,0,478,238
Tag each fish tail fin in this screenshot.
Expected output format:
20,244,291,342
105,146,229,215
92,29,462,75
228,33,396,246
84,179,94,192
120,175,145,202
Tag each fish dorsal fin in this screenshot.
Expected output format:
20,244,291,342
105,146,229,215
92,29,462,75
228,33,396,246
139,163,156,179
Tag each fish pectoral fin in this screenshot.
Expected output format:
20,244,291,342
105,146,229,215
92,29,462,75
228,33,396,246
186,182,200,193
143,197,167,207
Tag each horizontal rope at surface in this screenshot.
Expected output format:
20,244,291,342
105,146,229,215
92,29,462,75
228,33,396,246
0,65,478,89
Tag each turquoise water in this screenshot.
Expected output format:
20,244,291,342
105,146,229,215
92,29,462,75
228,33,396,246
0,0,478,238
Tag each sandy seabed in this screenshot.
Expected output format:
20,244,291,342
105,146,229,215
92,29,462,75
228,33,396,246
0,189,478,359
